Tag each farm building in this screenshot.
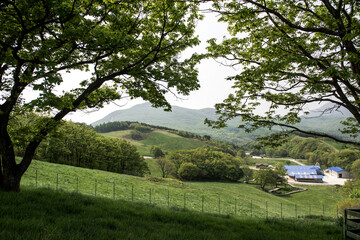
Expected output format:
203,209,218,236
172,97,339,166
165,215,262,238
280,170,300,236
284,165,324,177
294,174,323,183
328,167,350,178
284,165,324,183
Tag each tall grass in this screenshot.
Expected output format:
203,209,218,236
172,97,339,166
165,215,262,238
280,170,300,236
0,188,342,240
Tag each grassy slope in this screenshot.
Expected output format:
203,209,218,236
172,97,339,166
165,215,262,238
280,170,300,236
101,130,205,156
0,188,342,240
21,160,345,219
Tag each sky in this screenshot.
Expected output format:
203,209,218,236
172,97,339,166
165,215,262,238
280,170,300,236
63,6,240,124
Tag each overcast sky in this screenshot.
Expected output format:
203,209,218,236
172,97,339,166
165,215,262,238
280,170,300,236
63,7,240,124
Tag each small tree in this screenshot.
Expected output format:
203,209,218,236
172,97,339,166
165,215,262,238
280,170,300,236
156,158,175,178
254,168,277,190
150,146,165,159
241,166,253,183
178,162,199,181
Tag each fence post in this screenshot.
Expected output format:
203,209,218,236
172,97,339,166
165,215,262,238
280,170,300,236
35,169,38,188
266,201,268,219
309,205,311,216
281,203,283,219
113,182,115,200
295,204,297,219
202,196,204,213
167,190,170,207
149,189,152,204
235,199,237,216
218,196,221,214
132,184,134,201
95,179,97,196
323,204,325,217
56,173,59,190
76,177,79,193
251,200,253,217
184,193,186,210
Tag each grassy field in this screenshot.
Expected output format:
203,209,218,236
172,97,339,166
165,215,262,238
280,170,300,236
101,130,205,155
0,188,342,240
20,159,345,219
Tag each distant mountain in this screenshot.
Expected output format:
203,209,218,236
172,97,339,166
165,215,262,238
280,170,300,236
91,103,267,144
92,102,354,144
298,103,352,137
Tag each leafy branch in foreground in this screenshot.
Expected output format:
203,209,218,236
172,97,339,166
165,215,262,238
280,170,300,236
205,0,360,146
0,0,201,191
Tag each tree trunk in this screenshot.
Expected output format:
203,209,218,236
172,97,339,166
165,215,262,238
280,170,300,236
1,170,21,192
0,125,38,192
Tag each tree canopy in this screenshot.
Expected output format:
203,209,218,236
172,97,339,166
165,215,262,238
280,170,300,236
206,0,360,146
0,0,201,191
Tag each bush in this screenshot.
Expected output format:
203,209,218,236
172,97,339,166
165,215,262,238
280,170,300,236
178,162,199,180
337,199,360,214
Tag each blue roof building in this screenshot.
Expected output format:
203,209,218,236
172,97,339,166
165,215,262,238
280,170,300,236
284,165,324,182
294,174,323,183
328,167,350,178
284,165,324,177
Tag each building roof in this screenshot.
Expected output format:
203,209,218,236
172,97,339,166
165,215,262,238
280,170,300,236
284,165,323,177
328,167,347,172
294,174,324,179
288,170,317,176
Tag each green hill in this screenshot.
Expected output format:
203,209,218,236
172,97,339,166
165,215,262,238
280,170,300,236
92,102,353,145
92,103,270,144
0,188,341,240
101,129,206,155
20,159,344,218
1,159,344,239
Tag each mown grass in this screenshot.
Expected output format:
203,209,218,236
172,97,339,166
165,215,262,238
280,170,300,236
20,160,345,219
101,130,205,156
0,188,342,240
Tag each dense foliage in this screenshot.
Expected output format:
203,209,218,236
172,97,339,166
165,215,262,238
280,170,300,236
206,0,360,146
251,136,360,170
0,0,201,191
167,148,244,182
11,115,148,176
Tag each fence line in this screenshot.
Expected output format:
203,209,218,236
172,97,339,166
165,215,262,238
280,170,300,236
22,169,339,220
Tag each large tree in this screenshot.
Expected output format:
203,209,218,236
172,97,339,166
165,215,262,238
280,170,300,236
206,0,360,145
0,0,201,191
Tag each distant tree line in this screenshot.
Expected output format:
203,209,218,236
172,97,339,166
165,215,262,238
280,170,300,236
249,136,360,171
167,148,245,182
10,114,148,176
94,121,210,139
94,121,241,156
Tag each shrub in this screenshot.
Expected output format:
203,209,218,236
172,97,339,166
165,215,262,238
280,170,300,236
178,162,199,180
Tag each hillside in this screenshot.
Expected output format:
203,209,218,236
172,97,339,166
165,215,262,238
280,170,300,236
20,159,344,218
0,188,341,240
101,129,206,156
92,103,270,144
1,159,344,239
92,103,352,144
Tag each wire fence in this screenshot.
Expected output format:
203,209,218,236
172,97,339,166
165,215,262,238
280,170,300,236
21,168,340,220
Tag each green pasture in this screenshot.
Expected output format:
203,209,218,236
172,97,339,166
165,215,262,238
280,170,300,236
20,160,345,219
0,188,342,240
101,130,205,156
